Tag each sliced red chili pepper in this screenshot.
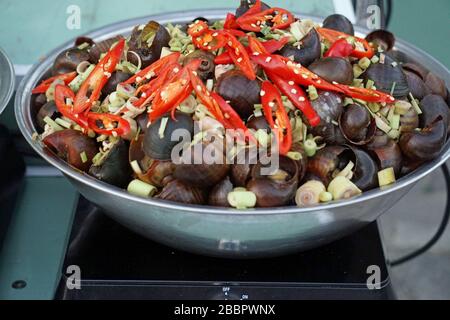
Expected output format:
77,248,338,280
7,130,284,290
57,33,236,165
267,71,320,127
224,13,239,29
87,113,130,137
73,38,125,114
210,92,256,143
324,38,354,58
32,71,77,94
215,37,289,65
236,8,295,32
317,27,374,59
122,52,181,86
187,20,209,37
189,72,224,122
334,84,396,104
251,53,344,93
149,59,201,121
133,62,182,108
241,0,263,18
224,32,256,80
260,81,292,155
54,84,88,129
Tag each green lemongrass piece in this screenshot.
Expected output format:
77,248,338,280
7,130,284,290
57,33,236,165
368,102,381,113
160,47,172,58
394,100,412,115
378,168,396,187
353,64,364,78
390,81,397,96
366,79,375,90
352,78,364,88
307,85,318,101
344,97,354,106
327,176,362,200
353,98,368,106
387,129,400,140
390,114,401,130
127,180,157,198
130,160,143,175
319,191,333,203
80,151,88,164
337,161,355,179
304,139,318,157
43,116,64,131
158,117,169,139
117,83,136,99
77,42,90,50
375,116,392,134
206,79,214,91
233,187,247,192
371,55,380,64
387,106,396,122
54,118,72,129
227,190,257,210
409,93,423,115
287,151,303,161
358,57,371,70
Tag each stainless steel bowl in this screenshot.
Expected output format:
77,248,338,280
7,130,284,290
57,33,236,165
0,47,15,115
15,10,450,258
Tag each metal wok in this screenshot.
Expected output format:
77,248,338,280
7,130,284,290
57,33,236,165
15,10,450,258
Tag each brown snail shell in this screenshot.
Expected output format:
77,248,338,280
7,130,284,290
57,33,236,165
322,14,354,35
279,29,321,67
339,104,376,145
308,57,353,85
208,177,234,207
371,141,403,175
216,70,261,120
399,116,447,162
400,107,420,133
157,179,206,205
43,130,97,172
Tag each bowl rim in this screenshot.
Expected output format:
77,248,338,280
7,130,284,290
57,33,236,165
14,9,450,216
0,46,15,115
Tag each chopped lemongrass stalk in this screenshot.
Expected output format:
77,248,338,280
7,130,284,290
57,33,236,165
358,57,371,70
344,97,354,106
379,53,386,64
55,118,72,129
395,100,412,115
390,114,401,130
409,93,422,114
307,85,318,101
233,187,247,192
80,151,88,164
160,47,172,58
337,161,355,179
287,151,303,161
295,181,326,207
130,160,143,175
371,55,380,64
387,129,400,140
127,180,157,198
328,176,362,200
352,78,364,88
353,98,368,106
254,109,263,118
43,116,64,131
319,191,333,203
378,168,396,187
353,64,364,78
390,81,397,96
206,79,214,91
158,117,169,139
117,83,136,99
366,79,375,90
387,106,396,122
304,139,318,157
375,116,392,134
227,190,257,209
368,102,381,113
77,42,90,50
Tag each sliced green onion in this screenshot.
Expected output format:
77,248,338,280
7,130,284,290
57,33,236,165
158,117,169,139
287,151,303,161
409,93,423,115
304,139,318,157
55,117,72,129
80,151,88,164
358,57,371,70
43,116,64,131
130,160,143,175
307,85,318,101
127,180,157,198
227,190,257,210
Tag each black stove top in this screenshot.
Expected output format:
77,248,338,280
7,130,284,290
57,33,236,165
56,197,394,300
